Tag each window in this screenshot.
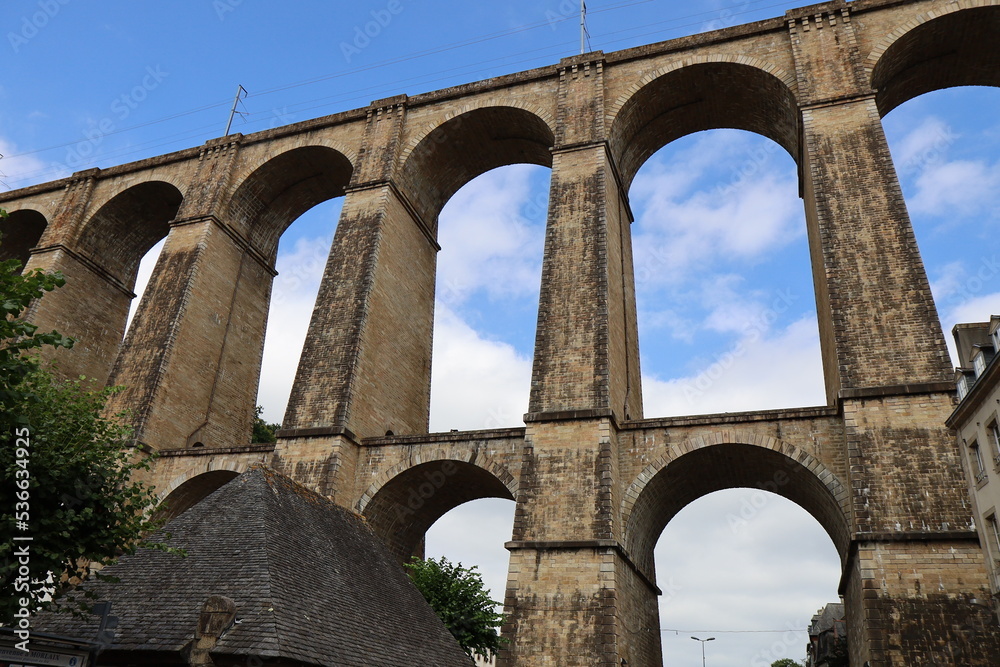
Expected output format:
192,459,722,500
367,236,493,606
971,440,988,485
987,514,1000,558
989,420,1000,468
958,372,976,400
973,350,988,377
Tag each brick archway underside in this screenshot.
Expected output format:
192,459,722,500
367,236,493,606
76,181,182,288
609,62,801,190
155,469,240,524
871,5,1000,116
623,442,850,579
227,145,353,261
0,209,47,268
398,106,555,231
362,460,516,564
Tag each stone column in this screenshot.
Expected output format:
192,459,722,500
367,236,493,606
528,55,642,421
790,5,951,398
276,97,438,502
107,136,272,453
789,6,1000,664
501,54,649,667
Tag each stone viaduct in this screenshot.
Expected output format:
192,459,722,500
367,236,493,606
3,0,1000,663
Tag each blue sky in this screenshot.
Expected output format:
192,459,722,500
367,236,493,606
3,1,1000,665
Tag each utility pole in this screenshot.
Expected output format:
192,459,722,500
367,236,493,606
580,0,587,54
224,85,248,136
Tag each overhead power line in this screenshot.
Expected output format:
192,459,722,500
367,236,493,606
662,628,807,634
1,0,801,187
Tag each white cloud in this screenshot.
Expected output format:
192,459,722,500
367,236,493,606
929,260,968,303
910,159,1000,218
428,304,532,432
424,497,515,606
124,239,166,332
891,116,957,174
0,136,57,189
655,490,841,666
642,315,825,417
256,235,332,423
436,165,545,306
630,139,803,288
939,290,1000,366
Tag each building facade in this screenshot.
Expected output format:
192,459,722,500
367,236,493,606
948,315,1000,621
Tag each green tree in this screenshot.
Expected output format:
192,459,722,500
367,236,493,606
0,219,169,622
404,556,506,661
0,209,73,429
771,659,804,667
251,405,280,443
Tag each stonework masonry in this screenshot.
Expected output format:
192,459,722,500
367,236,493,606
4,0,1000,664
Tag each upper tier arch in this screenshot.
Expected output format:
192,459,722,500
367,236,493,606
397,105,556,231
608,58,800,189
76,181,183,288
868,2,1000,116
226,145,353,261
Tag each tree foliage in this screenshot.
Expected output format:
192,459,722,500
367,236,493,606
0,219,169,622
0,210,73,429
0,369,165,620
771,659,804,667
404,556,506,661
251,405,280,443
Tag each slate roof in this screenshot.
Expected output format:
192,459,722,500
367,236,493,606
35,465,473,666
809,602,845,636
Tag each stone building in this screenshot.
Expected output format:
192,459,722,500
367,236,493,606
29,467,474,667
947,315,1000,622
807,602,848,667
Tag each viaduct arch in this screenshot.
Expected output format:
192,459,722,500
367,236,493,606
3,0,1000,664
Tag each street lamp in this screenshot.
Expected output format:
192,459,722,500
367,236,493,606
691,636,715,667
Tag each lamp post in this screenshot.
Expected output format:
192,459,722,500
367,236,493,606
691,636,715,667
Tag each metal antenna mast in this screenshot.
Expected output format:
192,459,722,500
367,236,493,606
224,85,248,136
580,0,588,54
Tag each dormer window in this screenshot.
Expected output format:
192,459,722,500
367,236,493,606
958,370,977,400
973,345,994,377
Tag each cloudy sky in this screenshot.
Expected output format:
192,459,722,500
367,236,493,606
3,1,999,664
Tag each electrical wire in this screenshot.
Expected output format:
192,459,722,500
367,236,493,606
662,628,808,634
1,0,804,188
